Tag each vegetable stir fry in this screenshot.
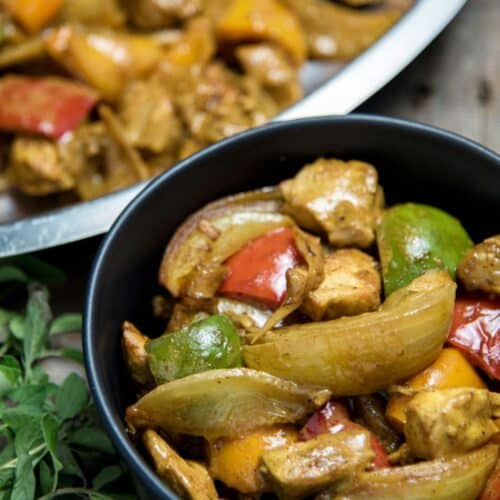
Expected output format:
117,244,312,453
0,0,412,200
123,157,500,499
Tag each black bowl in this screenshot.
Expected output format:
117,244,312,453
84,115,500,499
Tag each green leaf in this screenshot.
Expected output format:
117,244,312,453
0,309,18,329
92,465,123,490
10,451,35,500
69,427,114,455
55,373,88,421
55,442,84,482
41,414,63,491
49,314,82,336
0,355,21,397
23,284,52,372
0,266,28,284
88,492,114,500
38,459,53,496
14,419,44,457
10,383,54,408
9,316,25,340
0,469,13,490
59,348,84,364
2,256,66,285
0,407,43,432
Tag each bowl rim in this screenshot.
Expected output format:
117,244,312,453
83,113,500,499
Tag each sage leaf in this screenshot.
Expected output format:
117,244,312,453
55,373,88,421
49,314,82,336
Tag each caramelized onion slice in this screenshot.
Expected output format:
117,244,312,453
158,188,291,297
330,444,498,500
126,368,330,439
243,270,456,395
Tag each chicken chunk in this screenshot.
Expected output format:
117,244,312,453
121,321,153,386
127,0,200,29
405,388,499,460
119,78,182,154
261,429,374,499
175,62,278,150
142,429,218,500
281,159,383,248
301,249,381,320
457,235,500,295
235,43,303,108
7,136,75,195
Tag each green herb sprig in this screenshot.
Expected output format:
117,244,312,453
0,257,133,499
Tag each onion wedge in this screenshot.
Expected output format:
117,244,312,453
243,270,456,395
126,368,330,439
330,444,498,500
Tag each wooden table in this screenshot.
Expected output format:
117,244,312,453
360,0,499,152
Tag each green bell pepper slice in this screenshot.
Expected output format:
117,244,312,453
146,314,242,384
377,203,472,295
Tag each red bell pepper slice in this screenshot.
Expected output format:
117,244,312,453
447,295,500,380
299,400,390,469
0,76,98,139
218,227,303,309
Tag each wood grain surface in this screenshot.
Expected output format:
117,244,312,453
360,0,499,152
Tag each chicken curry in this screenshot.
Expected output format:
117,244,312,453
0,0,412,200
123,157,500,499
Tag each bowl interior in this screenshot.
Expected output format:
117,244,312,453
84,115,500,499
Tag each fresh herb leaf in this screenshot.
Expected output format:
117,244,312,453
0,259,133,498
92,465,123,490
55,442,85,483
2,256,66,285
55,373,88,421
41,414,63,492
0,356,21,397
38,459,53,496
23,284,52,376
11,451,35,500
0,266,28,284
59,348,84,364
69,426,114,455
9,315,25,340
49,314,83,336
14,418,44,459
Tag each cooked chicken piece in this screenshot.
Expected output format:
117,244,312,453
281,159,384,248
7,136,75,195
235,43,303,108
284,0,406,60
301,249,381,320
142,429,218,500
127,0,200,29
261,429,374,499
56,0,126,27
59,122,140,200
175,62,278,148
121,321,153,386
236,43,297,87
119,78,182,154
339,0,383,5
167,303,209,332
405,388,500,460
457,235,500,295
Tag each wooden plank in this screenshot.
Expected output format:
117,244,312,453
360,0,499,152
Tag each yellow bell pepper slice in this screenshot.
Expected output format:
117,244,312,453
217,0,307,63
386,347,487,431
5,0,65,33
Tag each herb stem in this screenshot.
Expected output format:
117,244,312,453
37,486,98,499
0,443,46,470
